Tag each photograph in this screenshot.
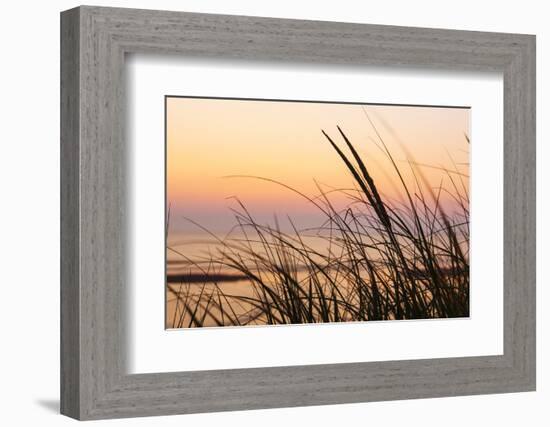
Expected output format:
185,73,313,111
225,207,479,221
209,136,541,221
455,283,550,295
166,97,471,328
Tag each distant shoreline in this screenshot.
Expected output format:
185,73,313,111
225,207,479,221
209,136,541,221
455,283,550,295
166,273,248,284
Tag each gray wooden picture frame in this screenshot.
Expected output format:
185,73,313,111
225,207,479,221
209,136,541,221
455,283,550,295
60,5,536,420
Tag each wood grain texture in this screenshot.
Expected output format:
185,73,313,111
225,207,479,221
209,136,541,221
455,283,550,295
60,7,80,419
60,5,536,420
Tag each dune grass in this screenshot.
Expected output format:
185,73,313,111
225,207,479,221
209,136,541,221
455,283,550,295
167,123,469,328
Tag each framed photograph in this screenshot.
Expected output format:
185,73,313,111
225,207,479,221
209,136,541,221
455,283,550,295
60,6,536,420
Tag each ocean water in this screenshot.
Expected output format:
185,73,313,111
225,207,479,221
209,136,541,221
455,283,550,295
166,230,355,328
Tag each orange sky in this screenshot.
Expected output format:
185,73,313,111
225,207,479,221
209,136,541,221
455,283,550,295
166,97,469,236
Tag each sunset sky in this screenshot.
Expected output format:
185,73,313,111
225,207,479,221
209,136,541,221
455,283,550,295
166,97,470,238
